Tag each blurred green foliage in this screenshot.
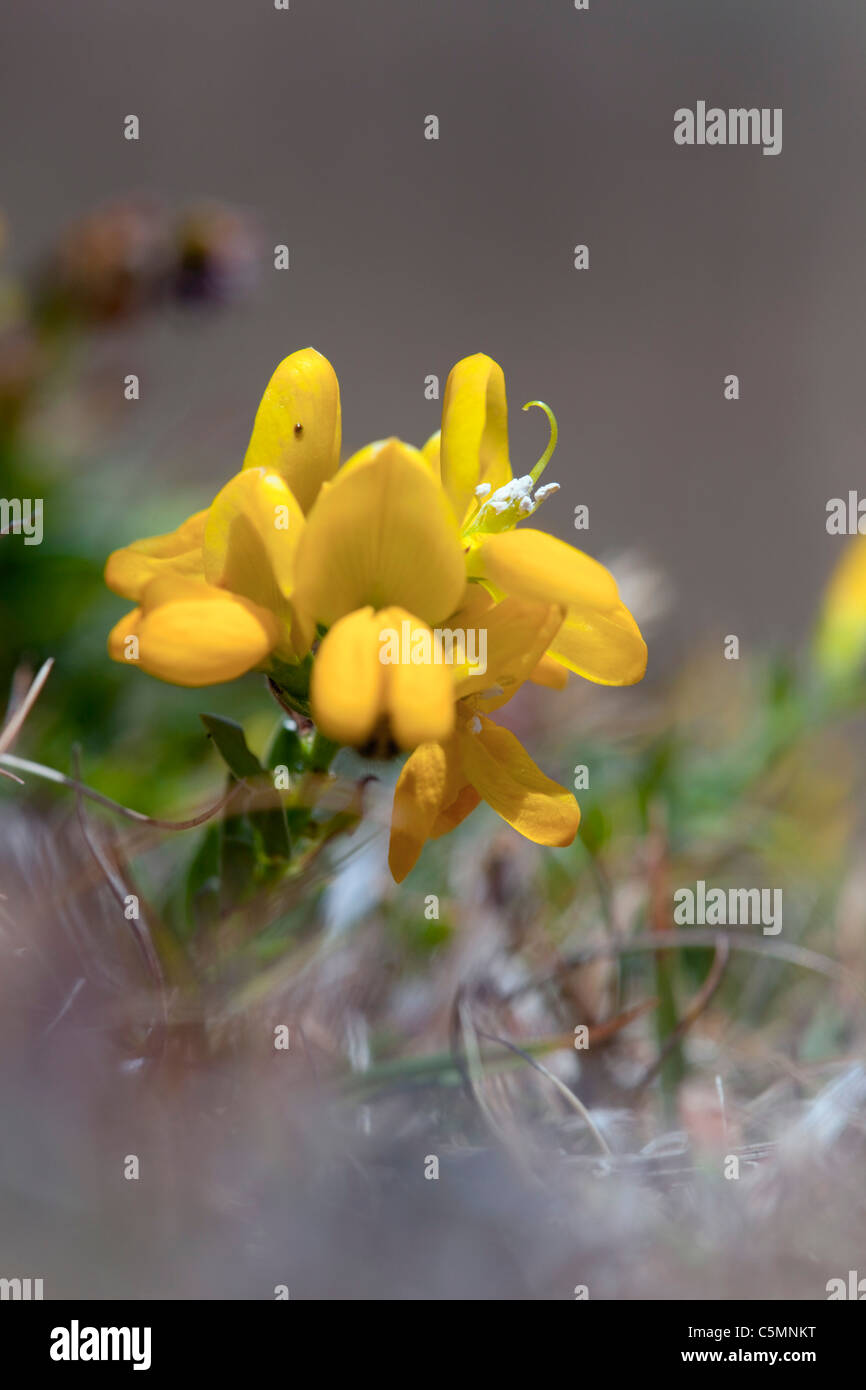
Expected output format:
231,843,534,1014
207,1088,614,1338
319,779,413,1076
0,199,265,818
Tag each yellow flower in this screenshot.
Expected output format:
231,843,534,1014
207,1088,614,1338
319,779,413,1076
101,345,654,886
814,535,866,682
382,353,649,876
104,345,647,885
423,353,648,686
105,347,341,684
388,588,579,881
105,353,471,732
296,436,470,746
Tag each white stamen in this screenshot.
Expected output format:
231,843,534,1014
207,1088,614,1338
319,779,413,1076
468,715,482,733
482,474,535,516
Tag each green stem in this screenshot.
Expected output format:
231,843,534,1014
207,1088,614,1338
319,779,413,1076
308,729,340,773
653,949,684,1120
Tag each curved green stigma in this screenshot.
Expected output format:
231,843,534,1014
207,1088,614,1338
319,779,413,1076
523,400,558,484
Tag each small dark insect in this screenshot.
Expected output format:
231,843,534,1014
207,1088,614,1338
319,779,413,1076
294,422,304,438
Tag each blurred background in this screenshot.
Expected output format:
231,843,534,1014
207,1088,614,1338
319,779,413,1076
3,0,865,653
1,0,866,1301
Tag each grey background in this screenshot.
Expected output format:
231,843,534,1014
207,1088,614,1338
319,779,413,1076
3,0,865,673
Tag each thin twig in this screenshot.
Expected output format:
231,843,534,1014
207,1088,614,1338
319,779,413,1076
1,751,237,829
0,658,54,756
43,977,87,1036
631,937,731,1093
476,1028,611,1156
70,746,168,1040
505,929,860,1001
449,987,506,1141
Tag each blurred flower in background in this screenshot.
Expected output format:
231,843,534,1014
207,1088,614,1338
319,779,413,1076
814,536,866,686
31,197,259,328
0,195,261,815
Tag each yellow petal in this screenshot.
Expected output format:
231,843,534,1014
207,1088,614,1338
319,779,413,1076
440,354,511,526
243,347,341,512
337,440,390,475
203,467,303,612
446,581,495,626
421,430,441,482
310,608,385,748
474,528,619,612
378,607,456,749
453,596,564,705
529,651,570,690
311,607,456,751
294,438,466,628
110,576,280,687
108,607,142,662
429,784,481,839
337,438,431,479
104,509,207,600
456,713,580,846
389,738,466,882
549,600,647,686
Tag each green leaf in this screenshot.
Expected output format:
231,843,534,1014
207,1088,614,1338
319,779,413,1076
201,713,291,862
201,713,268,781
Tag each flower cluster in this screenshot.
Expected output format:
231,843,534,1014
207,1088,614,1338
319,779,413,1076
105,349,647,879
